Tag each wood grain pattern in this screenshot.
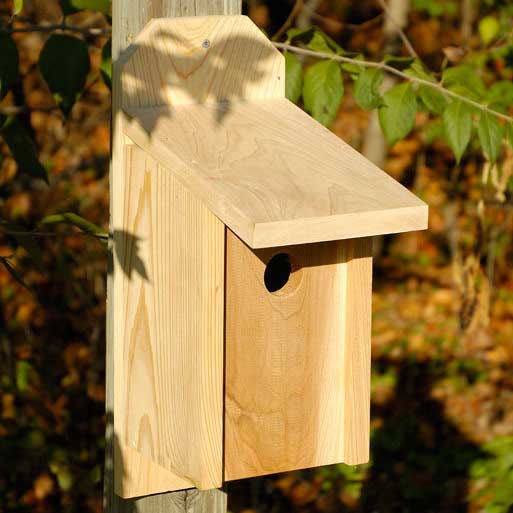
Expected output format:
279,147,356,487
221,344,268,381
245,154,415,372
224,231,373,480
120,16,284,109
112,145,225,498
341,238,373,464
109,2,240,511
116,445,193,498
115,488,228,513
124,99,428,249
113,1,240,58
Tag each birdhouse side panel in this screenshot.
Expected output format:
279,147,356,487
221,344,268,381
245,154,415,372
112,145,225,498
224,232,372,481
340,237,372,464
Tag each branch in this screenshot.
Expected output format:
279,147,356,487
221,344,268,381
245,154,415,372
273,42,513,124
272,0,304,41
1,229,109,240
0,105,59,116
5,23,111,36
273,1,383,40
377,0,418,59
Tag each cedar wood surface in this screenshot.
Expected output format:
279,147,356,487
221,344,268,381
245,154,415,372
108,5,426,512
119,15,427,249
224,233,372,480
114,146,224,498
107,1,240,512
124,98,427,248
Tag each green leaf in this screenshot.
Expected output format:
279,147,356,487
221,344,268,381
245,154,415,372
404,59,432,80
288,28,345,55
13,0,23,15
412,0,457,16
354,68,383,110
284,51,302,104
477,112,503,164
42,212,107,239
16,361,35,391
0,117,48,182
59,0,110,14
56,466,73,491
479,16,500,46
419,86,447,114
287,27,315,44
442,100,473,163
0,257,29,290
39,34,90,116
303,60,343,127
505,123,513,151
314,31,344,54
0,33,19,100
384,55,415,71
340,53,365,77
100,39,112,90
378,82,417,146
73,0,110,12
487,81,513,113
405,60,447,114
442,65,485,101
307,31,336,54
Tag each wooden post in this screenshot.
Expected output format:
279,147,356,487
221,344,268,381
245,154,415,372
107,2,241,513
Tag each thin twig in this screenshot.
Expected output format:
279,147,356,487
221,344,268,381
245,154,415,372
273,42,513,124
296,2,383,32
1,229,109,240
329,14,384,31
5,23,110,36
377,0,418,59
0,105,59,116
272,0,304,41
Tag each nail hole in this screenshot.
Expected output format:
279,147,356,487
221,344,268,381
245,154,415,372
264,253,292,293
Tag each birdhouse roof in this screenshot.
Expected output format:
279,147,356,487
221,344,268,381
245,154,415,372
119,15,427,249
124,98,426,248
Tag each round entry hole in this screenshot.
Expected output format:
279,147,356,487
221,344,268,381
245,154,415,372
264,253,292,293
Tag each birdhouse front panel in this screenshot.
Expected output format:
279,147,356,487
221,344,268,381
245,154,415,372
112,14,428,500
225,231,372,481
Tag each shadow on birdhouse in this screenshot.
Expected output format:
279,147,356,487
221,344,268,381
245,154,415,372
110,14,428,499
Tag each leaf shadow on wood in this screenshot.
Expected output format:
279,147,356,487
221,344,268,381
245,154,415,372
110,229,149,281
117,23,282,135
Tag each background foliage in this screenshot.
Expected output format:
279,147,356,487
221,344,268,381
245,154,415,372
1,0,513,512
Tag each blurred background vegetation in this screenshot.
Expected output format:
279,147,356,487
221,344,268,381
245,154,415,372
1,0,513,512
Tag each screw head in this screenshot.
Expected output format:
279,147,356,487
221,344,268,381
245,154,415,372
202,39,211,49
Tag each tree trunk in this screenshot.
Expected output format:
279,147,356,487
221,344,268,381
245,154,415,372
461,0,475,43
106,1,241,512
362,0,411,168
362,0,411,257
297,0,321,30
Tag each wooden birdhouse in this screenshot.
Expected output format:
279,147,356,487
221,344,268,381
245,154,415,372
111,15,428,499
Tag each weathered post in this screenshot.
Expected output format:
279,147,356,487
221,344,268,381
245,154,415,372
107,2,241,513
